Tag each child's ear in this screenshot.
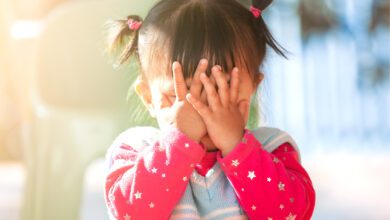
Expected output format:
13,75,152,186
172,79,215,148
134,77,156,117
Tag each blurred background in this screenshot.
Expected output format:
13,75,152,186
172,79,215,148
0,0,389,219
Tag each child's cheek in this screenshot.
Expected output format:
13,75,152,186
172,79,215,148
160,95,176,109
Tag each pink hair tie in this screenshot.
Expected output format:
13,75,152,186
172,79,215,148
127,19,142,30
250,6,262,18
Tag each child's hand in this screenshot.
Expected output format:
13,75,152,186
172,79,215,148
186,66,247,156
156,60,208,143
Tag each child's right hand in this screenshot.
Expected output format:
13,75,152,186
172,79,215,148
155,60,209,143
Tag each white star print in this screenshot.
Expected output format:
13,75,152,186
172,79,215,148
268,218,273,220
162,173,166,178
267,177,272,182
183,176,188,181
151,168,157,173
232,159,240,167
241,188,245,191
279,204,284,210
149,202,155,208
134,191,142,200
251,205,256,210
184,143,190,148
123,213,131,220
285,213,297,220
278,181,285,191
234,172,238,176
166,188,169,192
273,157,280,163
247,171,256,180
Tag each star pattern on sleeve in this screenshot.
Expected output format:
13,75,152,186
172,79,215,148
232,159,240,167
123,213,131,220
285,212,297,220
134,191,142,200
278,181,285,191
247,171,256,180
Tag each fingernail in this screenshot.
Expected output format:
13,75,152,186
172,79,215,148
186,93,191,100
216,65,222,71
212,66,221,72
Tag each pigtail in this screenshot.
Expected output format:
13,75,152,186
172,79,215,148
106,15,143,65
251,0,288,58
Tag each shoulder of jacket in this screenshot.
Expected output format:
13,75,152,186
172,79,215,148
110,126,160,151
251,127,301,161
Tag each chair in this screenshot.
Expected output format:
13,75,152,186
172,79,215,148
22,0,157,219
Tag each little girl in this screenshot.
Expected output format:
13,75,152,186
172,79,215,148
104,0,316,219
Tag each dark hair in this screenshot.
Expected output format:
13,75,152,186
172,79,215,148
108,0,286,84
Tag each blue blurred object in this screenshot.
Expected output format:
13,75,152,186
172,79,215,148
261,0,390,150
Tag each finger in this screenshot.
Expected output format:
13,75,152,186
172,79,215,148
209,74,217,88
200,89,207,105
212,65,229,108
200,72,221,110
229,67,240,104
186,93,212,118
172,61,187,101
162,93,174,106
190,59,208,98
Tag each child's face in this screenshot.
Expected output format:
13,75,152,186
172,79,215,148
139,67,261,149
151,68,257,113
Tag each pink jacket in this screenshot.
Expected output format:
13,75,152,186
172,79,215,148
105,126,315,220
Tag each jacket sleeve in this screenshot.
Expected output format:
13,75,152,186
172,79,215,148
105,126,206,220
217,130,315,220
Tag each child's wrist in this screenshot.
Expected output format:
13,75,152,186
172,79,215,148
219,130,245,157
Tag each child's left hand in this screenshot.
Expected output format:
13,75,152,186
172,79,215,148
186,65,248,156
